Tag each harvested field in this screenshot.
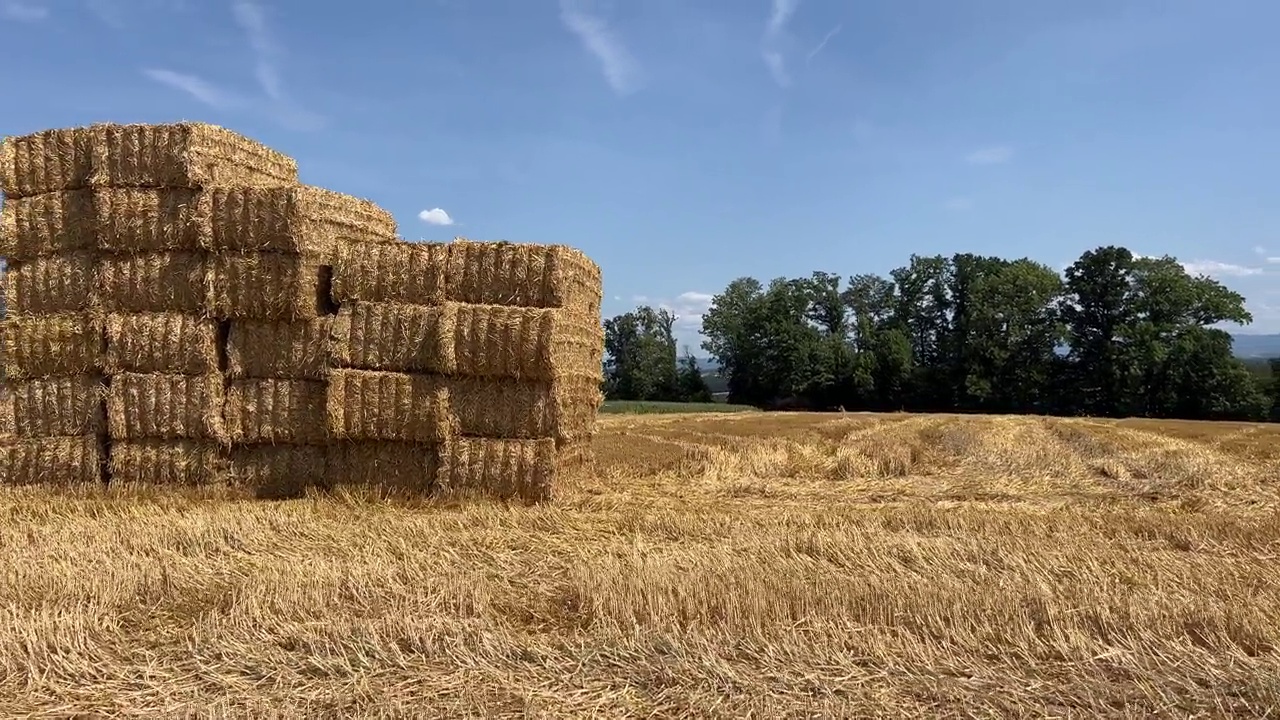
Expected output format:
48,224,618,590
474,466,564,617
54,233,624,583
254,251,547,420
2,412,1277,716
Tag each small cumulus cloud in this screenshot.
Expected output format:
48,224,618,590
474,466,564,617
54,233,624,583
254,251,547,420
1253,246,1280,264
1,1,48,21
418,208,454,226
1179,259,1263,278
558,0,643,96
965,145,1014,165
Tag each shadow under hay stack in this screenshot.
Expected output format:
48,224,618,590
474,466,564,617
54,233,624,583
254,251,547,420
1,121,604,502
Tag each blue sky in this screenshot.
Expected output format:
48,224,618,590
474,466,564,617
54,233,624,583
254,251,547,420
3,0,1279,347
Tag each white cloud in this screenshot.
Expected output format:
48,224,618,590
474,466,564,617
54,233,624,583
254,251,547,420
2,1,48,20
1179,259,1263,278
143,69,239,109
659,291,715,334
1256,247,1280,264
805,23,841,64
418,208,454,226
558,0,643,96
762,0,800,87
944,197,973,211
965,145,1014,165
231,0,323,130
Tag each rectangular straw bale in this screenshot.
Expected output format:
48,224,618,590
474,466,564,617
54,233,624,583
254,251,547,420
0,388,15,438
10,375,105,437
207,252,329,321
1,313,103,379
206,185,398,254
0,189,96,259
90,122,298,189
109,440,225,486
94,188,205,253
330,302,455,374
104,313,218,374
225,379,327,444
106,372,225,442
4,253,97,314
326,369,455,442
0,127,93,199
448,376,602,441
0,435,103,486
445,240,603,311
228,444,326,499
452,303,604,382
331,240,446,305
226,318,331,380
326,441,441,493
99,251,207,314
439,437,556,502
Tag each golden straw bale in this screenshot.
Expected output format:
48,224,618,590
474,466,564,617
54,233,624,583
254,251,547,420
109,440,225,486
326,441,441,493
1,313,103,379
0,435,103,486
4,252,97,315
99,251,207,314
438,436,556,502
0,189,96,259
103,313,218,375
444,239,603,311
326,369,456,443
207,252,329,321
0,387,15,438
225,379,327,444
10,375,105,437
447,376,600,441
331,240,446,305
205,185,398,254
226,318,331,380
94,188,205,253
330,302,456,374
452,303,604,382
106,372,225,442
0,127,93,199
228,444,326,499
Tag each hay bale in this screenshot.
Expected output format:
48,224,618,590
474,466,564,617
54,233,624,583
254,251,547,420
438,436,556,502
10,375,105,437
94,188,205,253
225,379,327,444
326,441,441,493
4,253,97,314
207,252,329,321
447,376,601,442
1,313,103,379
0,189,96,259
99,251,207,314
205,185,398,254
228,444,326,499
1,123,297,198
326,369,455,442
330,302,456,374
109,440,225,486
331,240,446,305
452,303,604,382
445,240,603,311
0,387,14,438
0,435,103,485
226,318,331,380
104,313,218,375
106,372,225,441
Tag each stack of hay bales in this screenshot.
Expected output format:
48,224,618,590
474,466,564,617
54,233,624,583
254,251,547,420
327,239,604,501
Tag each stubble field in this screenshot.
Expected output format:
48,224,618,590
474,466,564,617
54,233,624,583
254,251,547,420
2,411,1279,718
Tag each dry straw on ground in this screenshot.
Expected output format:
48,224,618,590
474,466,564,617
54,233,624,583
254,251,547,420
331,240,446,305
105,372,225,442
226,318,331,380
445,239,603,311
206,252,329,321
0,434,102,485
325,369,456,443
329,301,456,374
0,313,103,379
225,379,328,445
9,374,105,437
204,185,399,254
0,122,297,198
103,313,218,375
439,436,557,502
109,440,225,486
3,252,97,314
98,251,207,314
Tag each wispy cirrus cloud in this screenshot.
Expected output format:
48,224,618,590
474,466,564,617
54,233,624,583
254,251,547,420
762,0,800,87
806,23,841,65
1179,259,1263,278
558,0,643,96
143,69,241,110
1,1,48,21
1253,245,1280,265
231,0,323,129
965,145,1015,165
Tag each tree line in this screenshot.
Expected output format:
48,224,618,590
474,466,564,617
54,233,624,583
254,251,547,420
603,245,1280,422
